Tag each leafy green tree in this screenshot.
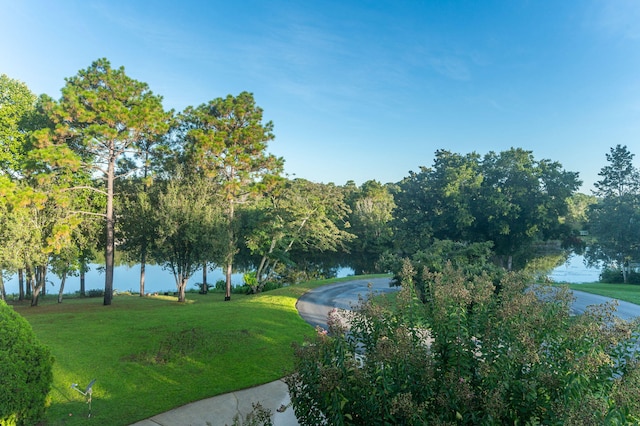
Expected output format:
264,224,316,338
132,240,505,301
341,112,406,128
473,148,580,270
0,74,36,176
246,178,354,288
50,245,80,304
593,144,640,198
392,150,483,254
49,204,100,303
118,182,158,296
116,122,176,296
587,195,640,282
0,176,20,300
37,58,172,305
344,180,395,274
393,148,580,271
181,92,283,300
586,145,640,282
0,78,39,300
11,179,83,306
152,173,223,302
564,193,597,237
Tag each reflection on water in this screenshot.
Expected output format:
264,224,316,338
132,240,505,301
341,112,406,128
548,255,601,284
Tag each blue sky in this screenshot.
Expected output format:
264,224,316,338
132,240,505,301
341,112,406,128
2,0,640,192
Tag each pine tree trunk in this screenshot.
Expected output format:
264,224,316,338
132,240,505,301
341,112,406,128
80,270,86,297
18,268,24,300
31,265,46,307
104,146,115,306
25,266,32,297
58,272,67,303
178,276,187,303
224,202,235,301
224,262,233,301
0,274,6,301
201,261,208,294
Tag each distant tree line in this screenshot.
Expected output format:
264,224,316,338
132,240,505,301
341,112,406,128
1,59,639,307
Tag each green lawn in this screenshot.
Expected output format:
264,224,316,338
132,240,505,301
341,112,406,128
12,274,388,426
566,282,640,305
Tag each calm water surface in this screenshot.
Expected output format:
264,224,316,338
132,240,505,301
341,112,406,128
547,254,601,283
2,264,355,296
3,255,598,296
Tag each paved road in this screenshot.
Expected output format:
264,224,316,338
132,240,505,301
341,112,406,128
571,289,640,320
298,279,640,327
296,277,398,330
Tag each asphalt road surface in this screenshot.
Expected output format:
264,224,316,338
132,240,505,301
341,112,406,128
296,277,398,330
297,278,640,331
571,289,640,320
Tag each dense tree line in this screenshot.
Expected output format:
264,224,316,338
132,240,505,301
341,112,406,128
0,61,374,305
586,145,640,283
1,59,638,307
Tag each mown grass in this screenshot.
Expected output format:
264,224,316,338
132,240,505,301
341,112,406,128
12,274,389,426
566,282,640,305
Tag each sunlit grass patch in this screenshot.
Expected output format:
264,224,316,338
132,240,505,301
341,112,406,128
566,282,640,305
11,275,387,426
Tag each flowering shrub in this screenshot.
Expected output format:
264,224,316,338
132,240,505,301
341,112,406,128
286,261,640,425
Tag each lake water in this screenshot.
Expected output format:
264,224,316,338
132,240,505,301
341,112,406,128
2,263,231,296
1,263,355,296
547,254,601,283
2,255,599,296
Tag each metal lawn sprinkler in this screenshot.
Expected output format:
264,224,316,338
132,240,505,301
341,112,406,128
71,379,96,417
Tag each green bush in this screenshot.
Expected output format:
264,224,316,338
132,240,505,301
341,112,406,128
261,281,283,292
214,279,226,291
86,288,104,297
0,300,54,426
233,285,251,294
600,268,640,284
286,261,640,425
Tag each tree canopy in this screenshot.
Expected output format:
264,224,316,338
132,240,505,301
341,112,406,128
0,59,608,304
586,145,640,282
181,91,284,300
393,148,581,271
0,74,37,176
36,58,172,305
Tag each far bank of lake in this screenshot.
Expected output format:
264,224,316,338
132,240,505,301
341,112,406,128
3,255,600,297
2,264,355,296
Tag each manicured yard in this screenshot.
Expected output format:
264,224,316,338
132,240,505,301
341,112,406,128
567,282,640,305
11,275,387,426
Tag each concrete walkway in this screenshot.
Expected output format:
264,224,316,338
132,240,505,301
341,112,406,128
130,379,297,426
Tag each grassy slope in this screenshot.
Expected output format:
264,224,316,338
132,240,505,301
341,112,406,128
566,282,640,305
13,275,388,426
